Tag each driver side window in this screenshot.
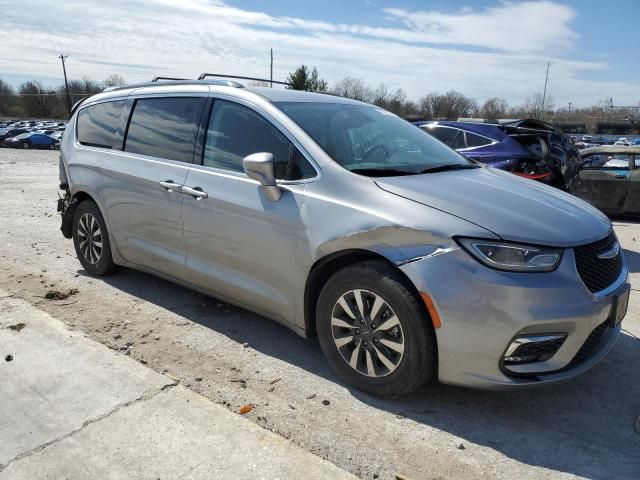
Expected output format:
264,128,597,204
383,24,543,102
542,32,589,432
203,100,315,180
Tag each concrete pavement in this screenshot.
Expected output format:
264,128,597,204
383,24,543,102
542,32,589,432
0,290,355,479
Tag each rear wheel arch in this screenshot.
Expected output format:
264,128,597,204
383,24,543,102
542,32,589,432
303,249,430,337
61,190,105,238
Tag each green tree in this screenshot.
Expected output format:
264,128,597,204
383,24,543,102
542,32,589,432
286,65,327,91
308,67,328,92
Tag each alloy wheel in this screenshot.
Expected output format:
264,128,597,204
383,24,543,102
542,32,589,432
330,289,405,377
77,213,103,264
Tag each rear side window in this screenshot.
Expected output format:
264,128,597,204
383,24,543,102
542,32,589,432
465,132,493,148
203,99,315,180
77,100,130,149
124,97,205,163
422,126,459,147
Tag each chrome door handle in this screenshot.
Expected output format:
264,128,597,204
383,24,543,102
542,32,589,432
159,180,181,192
182,186,208,199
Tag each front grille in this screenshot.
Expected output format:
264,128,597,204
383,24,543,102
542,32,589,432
569,321,609,366
574,232,623,293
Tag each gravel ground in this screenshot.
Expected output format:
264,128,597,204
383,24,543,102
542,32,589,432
1,149,639,480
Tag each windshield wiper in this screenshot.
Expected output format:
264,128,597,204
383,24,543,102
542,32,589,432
349,168,417,177
419,164,480,174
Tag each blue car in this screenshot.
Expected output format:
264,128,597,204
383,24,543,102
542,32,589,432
3,132,60,150
415,119,580,190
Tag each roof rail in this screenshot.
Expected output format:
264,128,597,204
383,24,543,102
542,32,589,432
103,78,246,93
151,76,189,82
198,73,292,87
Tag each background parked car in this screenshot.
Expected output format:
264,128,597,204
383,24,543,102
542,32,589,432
571,146,640,216
3,132,60,150
0,128,30,143
415,119,580,190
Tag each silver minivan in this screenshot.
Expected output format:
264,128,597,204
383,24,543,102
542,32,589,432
58,80,629,396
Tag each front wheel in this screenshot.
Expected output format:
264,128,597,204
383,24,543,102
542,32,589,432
316,260,437,397
22,142,29,149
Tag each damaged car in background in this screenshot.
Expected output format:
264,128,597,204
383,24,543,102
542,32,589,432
571,146,640,217
416,119,580,190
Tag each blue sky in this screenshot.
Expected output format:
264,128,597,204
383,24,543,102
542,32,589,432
1,0,639,107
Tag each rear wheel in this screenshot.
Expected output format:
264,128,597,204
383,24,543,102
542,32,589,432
316,260,437,397
22,142,29,149
48,143,55,150
72,200,118,276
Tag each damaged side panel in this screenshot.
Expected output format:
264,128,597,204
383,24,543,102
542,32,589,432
290,169,497,330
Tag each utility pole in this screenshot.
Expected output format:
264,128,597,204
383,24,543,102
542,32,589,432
59,54,71,115
541,61,550,116
270,49,273,88
567,101,572,121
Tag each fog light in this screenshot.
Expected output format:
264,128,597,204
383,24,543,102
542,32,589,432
503,334,567,365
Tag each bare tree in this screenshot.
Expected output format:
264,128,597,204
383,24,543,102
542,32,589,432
104,74,126,87
524,92,554,120
0,79,15,116
481,97,508,121
331,77,373,102
81,76,103,94
371,83,390,106
442,90,478,119
418,90,477,119
19,81,55,117
418,93,441,119
248,80,271,87
384,88,419,116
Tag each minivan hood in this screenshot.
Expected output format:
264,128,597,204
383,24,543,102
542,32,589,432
375,167,611,247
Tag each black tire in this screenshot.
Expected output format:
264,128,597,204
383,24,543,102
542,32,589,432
22,142,29,149
72,200,118,276
316,260,437,398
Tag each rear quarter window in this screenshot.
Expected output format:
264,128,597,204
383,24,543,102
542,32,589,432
465,132,494,148
77,100,130,149
124,97,205,163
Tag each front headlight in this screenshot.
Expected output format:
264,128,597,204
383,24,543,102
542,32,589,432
457,238,562,272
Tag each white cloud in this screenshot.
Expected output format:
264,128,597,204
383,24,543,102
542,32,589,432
1,0,638,107
383,1,579,53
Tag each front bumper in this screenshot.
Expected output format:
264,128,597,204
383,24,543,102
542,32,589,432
400,246,627,389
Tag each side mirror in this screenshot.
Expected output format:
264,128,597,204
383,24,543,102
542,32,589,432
242,152,281,202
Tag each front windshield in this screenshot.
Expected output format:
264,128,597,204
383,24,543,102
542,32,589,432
15,133,30,139
275,102,472,176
